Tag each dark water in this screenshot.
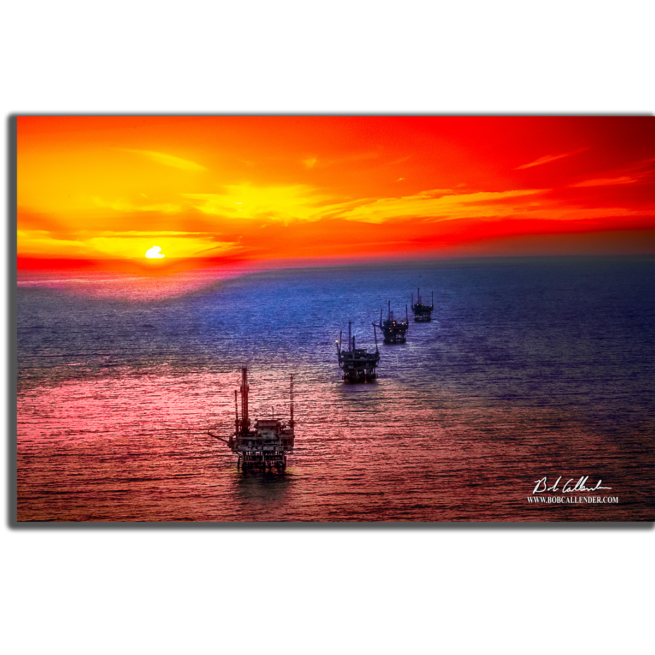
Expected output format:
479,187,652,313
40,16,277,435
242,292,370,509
16,257,655,521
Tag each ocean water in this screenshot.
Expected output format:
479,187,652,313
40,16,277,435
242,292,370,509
16,257,655,521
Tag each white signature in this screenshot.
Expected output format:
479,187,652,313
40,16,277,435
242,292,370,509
532,476,612,495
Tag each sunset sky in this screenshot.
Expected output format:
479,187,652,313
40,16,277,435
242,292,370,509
17,116,655,273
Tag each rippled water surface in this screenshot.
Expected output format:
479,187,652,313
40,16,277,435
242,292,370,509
16,257,655,521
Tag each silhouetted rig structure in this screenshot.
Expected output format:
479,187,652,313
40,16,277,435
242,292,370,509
210,368,295,473
411,288,434,322
376,300,409,343
336,321,380,382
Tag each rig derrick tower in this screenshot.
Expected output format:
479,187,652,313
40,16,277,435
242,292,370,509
215,368,295,473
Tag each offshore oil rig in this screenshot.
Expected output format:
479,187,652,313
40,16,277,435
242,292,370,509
376,300,409,343
336,321,380,382
211,368,295,473
411,288,434,322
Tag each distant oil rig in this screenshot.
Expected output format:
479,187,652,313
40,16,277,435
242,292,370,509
411,288,434,322
336,321,380,382
376,300,409,343
211,368,295,473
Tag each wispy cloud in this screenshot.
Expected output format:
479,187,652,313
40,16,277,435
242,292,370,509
571,175,638,188
186,185,604,226
82,231,210,237
301,151,381,170
185,183,336,224
516,148,587,170
122,149,207,172
388,155,412,165
17,230,91,257
337,189,544,224
93,197,181,213
571,157,655,188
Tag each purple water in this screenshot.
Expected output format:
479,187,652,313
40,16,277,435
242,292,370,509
16,256,655,521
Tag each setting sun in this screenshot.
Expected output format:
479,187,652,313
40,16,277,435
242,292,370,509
145,246,165,259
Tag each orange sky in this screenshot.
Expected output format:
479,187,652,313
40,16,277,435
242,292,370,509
17,116,655,272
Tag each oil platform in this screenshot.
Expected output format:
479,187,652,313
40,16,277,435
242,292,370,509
336,321,380,382
411,288,434,322
213,368,295,473
376,300,409,343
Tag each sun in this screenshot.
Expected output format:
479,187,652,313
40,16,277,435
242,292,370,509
145,246,165,259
